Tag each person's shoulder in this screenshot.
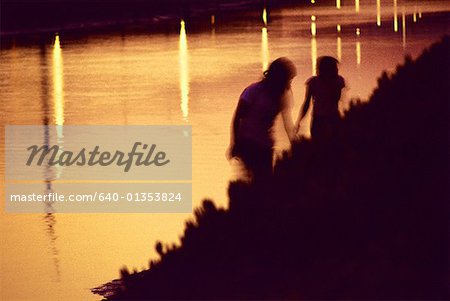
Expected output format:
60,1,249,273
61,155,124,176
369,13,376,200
243,81,261,93
240,81,260,102
337,75,346,87
305,76,318,85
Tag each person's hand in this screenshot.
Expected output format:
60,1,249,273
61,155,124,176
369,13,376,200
294,121,301,133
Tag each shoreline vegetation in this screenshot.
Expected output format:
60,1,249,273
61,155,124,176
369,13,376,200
93,36,448,299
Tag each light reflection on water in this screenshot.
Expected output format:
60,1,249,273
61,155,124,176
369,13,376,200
179,20,189,121
261,27,269,71
377,0,382,26
0,1,448,300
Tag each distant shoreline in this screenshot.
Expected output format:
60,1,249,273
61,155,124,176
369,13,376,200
1,0,320,39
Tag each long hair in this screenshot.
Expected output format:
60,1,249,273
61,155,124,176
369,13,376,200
316,56,339,80
262,57,297,99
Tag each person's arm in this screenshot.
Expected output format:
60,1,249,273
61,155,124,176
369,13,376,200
281,89,296,143
337,76,346,114
226,97,248,160
295,85,312,132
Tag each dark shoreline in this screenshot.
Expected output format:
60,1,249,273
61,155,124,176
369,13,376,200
0,0,344,47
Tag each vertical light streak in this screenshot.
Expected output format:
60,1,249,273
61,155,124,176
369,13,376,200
394,0,398,32
179,20,189,121
52,33,65,179
402,8,406,48
336,0,341,9
261,27,269,72
311,15,317,37
337,36,342,62
356,41,361,66
211,14,215,26
376,0,381,26
311,37,317,75
262,8,268,26
355,0,360,13
52,34,64,128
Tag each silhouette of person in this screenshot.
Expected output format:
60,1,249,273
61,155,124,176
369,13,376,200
295,56,345,141
227,57,297,182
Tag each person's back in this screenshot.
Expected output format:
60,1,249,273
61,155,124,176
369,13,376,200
296,56,345,140
307,74,345,118
238,81,284,149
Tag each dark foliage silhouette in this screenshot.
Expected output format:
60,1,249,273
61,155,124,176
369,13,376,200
93,36,449,300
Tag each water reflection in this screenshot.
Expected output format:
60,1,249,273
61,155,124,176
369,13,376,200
377,0,381,26
40,42,61,281
52,34,64,179
261,27,269,71
53,34,64,127
179,20,189,121
262,7,268,26
393,0,399,32
311,15,317,37
337,36,342,61
402,8,406,48
311,37,317,75
356,40,361,66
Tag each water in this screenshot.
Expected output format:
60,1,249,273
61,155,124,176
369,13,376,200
1,1,448,300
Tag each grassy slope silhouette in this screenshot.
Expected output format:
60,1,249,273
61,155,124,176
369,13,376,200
94,36,448,300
